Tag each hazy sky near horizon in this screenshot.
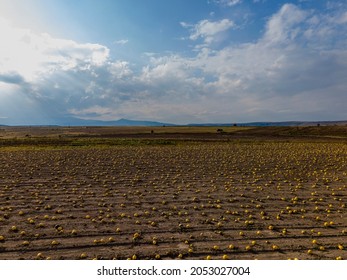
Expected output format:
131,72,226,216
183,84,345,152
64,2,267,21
0,0,347,125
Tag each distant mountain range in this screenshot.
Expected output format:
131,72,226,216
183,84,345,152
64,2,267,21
189,120,347,127
0,118,170,127
16,117,177,127
1,118,347,127
59,118,176,127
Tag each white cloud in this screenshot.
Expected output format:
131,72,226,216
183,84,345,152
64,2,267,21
226,0,242,6
263,3,307,45
181,19,235,45
69,105,115,118
1,3,347,124
337,11,347,24
0,17,110,82
108,61,133,79
114,39,129,45
215,0,242,7
136,4,347,123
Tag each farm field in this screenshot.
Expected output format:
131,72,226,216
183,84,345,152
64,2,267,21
0,127,346,260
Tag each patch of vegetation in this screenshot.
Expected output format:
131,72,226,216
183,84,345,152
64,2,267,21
69,138,177,147
0,137,177,149
233,126,347,138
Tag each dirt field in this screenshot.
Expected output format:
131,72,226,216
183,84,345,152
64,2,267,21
0,127,346,260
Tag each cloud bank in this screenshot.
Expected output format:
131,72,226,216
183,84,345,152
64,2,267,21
1,3,347,124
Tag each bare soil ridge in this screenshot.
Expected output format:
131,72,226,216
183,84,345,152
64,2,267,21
0,126,346,260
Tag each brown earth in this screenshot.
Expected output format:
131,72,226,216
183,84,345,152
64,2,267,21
1,124,347,140
0,127,346,260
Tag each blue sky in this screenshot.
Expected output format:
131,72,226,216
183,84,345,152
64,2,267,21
0,0,347,125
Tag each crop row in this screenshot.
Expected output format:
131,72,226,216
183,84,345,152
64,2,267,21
0,141,346,259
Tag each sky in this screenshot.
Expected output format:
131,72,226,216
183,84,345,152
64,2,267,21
0,0,347,125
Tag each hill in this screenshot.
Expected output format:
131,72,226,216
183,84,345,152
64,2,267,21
51,117,175,127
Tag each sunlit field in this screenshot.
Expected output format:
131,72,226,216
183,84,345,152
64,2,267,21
0,127,346,260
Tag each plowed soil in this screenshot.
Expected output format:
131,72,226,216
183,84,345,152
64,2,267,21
0,132,346,260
